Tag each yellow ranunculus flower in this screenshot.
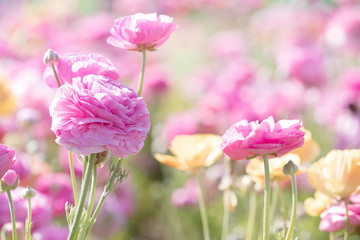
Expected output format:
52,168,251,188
290,128,320,163
246,153,301,184
154,134,223,171
304,191,333,217
0,77,16,116
307,149,360,199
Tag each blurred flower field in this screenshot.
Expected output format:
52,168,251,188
1,0,360,239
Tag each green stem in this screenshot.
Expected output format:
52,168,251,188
195,174,210,240
51,63,61,87
67,154,95,240
263,154,270,240
137,49,147,97
277,181,287,228
245,190,257,240
87,160,123,232
78,165,97,240
284,174,298,240
344,198,350,240
6,190,16,240
69,151,78,206
25,198,32,240
221,190,230,240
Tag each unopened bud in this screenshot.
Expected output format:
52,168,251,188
43,49,59,65
282,160,299,176
0,170,19,192
21,186,36,199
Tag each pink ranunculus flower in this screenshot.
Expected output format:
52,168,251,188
43,53,120,88
50,74,150,157
107,13,178,51
221,116,305,160
319,195,360,232
0,144,16,179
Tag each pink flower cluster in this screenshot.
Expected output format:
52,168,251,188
0,144,16,179
50,74,150,157
221,116,305,160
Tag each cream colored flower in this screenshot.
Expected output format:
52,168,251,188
246,153,301,184
154,134,223,171
304,191,333,217
307,149,360,199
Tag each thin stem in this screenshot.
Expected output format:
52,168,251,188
69,151,78,206
51,63,61,87
329,232,335,240
221,190,230,240
6,190,16,240
25,198,32,240
245,190,257,240
137,49,147,97
285,174,298,240
78,165,98,240
344,198,350,240
277,181,287,228
87,193,106,231
195,173,210,240
67,154,95,240
263,154,271,240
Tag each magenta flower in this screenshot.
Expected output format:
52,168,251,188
0,144,16,179
107,13,178,51
50,75,150,157
1,169,18,188
221,116,305,160
43,53,119,88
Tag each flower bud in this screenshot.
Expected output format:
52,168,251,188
43,49,59,65
1,222,24,240
0,170,19,192
282,160,299,176
21,186,36,199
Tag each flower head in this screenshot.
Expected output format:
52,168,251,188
307,149,360,199
0,144,16,179
107,13,178,51
50,75,150,157
43,53,119,88
221,116,305,160
154,134,223,171
304,191,334,217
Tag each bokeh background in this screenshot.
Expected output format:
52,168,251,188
1,0,360,239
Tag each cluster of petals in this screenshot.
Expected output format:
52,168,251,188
307,149,360,199
154,134,223,171
43,53,119,88
107,13,178,51
221,116,305,160
0,144,16,179
49,75,150,157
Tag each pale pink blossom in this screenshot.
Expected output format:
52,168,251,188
33,226,68,240
107,13,178,51
50,75,150,157
43,53,119,88
319,194,360,232
221,116,305,160
0,144,16,179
